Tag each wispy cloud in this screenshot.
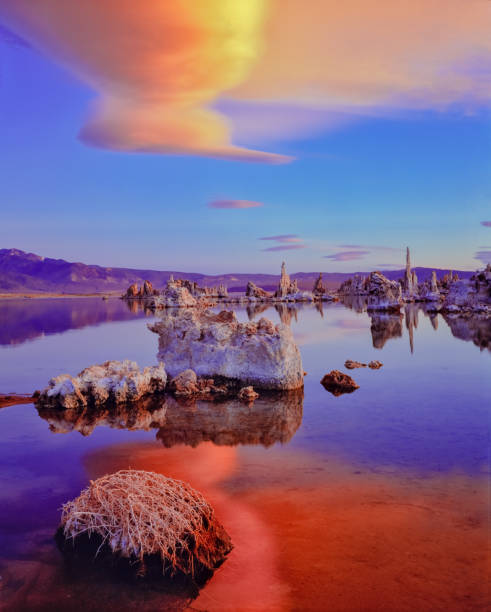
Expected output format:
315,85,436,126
209,200,263,209
323,250,370,261
262,244,306,252
481,221,491,227
260,234,301,243
474,250,491,265
337,244,399,252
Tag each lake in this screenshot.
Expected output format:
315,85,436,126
0,297,489,611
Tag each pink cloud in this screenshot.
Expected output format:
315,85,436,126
324,250,370,261
208,200,263,209
481,221,491,227
260,234,301,243
262,244,306,252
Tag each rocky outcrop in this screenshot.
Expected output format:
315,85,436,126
217,283,228,298
320,371,359,396
339,274,367,296
154,279,198,308
36,360,167,409
123,281,159,298
442,267,491,313
312,273,326,296
365,271,403,311
167,369,228,398
245,281,272,299
344,360,366,369
275,261,298,298
149,308,304,390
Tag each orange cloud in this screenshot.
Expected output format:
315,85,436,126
0,0,290,163
233,0,491,110
1,0,489,161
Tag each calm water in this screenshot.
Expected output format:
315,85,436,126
0,298,489,611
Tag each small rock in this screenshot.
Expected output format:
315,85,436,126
368,360,383,369
168,369,199,395
344,360,366,369
237,386,259,402
320,370,359,396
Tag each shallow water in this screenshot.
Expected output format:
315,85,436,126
0,297,489,611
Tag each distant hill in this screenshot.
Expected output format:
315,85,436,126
0,248,475,294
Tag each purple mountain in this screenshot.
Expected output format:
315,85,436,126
0,248,475,294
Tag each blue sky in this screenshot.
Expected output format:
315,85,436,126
0,7,490,274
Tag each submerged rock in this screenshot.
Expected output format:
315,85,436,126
344,359,366,369
56,469,232,585
149,308,304,390
320,370,359,396
368,360,383,369
36,360,167,409
237,386,259,402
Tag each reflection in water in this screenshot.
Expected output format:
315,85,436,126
369,311,403,349
405,304,419,354
157,392,303,448
443,314,491,352
37,400,168,436
0,298,152,346
246,302,270,320
36,391,304,448
274,303,298,325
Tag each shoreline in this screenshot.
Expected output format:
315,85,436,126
0,293,122,300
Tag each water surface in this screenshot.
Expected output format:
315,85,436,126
0,297,489,611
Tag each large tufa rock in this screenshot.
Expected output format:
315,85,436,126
312,272,326,296
149,308,304,390
275,261,298,298
245,281,272,299
419,270,441,303
125,282,140,298
154,279,198,308
442,265,491,313
36,360,167,409
123,281,158,298
338,274,367,296
365,271,403,311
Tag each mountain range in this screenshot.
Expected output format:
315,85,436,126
0,248,475,294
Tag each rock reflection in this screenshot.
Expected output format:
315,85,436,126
274,303,298,325
245,302,271,320
156,391,303,448
368,311,403,349
36,390,304,448
443,314,491,352
37,400,168,436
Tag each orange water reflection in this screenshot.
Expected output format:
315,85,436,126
82,441,488,612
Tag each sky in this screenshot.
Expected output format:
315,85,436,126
0,0,490,274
